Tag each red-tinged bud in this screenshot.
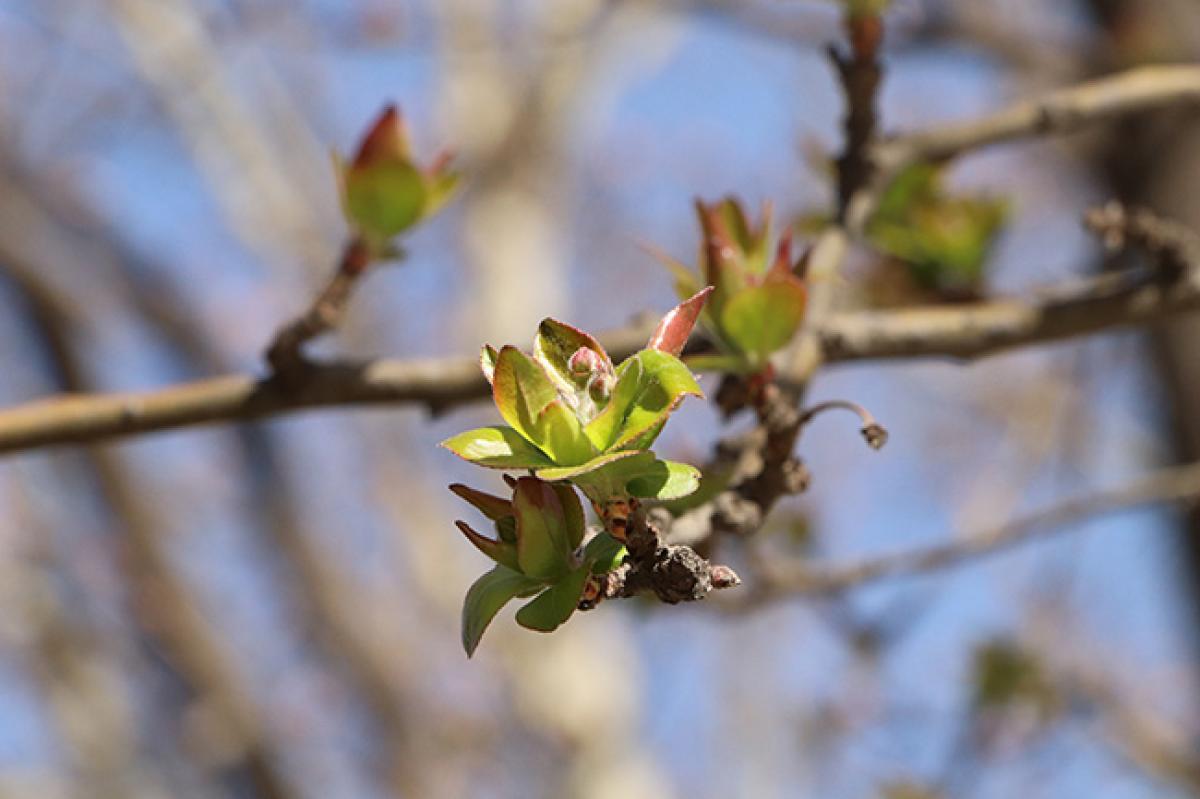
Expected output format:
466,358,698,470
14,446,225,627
768,231,794,278
337,103,460,251
352,104,410,168
587,371,615,405
846,9,884,59
568,347,607,376
647,286,713,356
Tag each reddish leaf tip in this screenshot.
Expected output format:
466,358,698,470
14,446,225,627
353,104,408,168
647,286,713,356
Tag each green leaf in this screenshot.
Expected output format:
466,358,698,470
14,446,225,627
719,274,806,363
461,566,544,657
550,483,586,550
515,563,591,632
448,483,512,521
619,419,667,452
546,451,657,503
492,346,560,447
583,533,627,574
625,459,701,500
533,319,611,397
610,350,703,450
657,466,735,515
480,345,499,385
343,161,426,241
440,426,553,469
424,170,460,217
455,521,520,570
583,356,644,450
512,478,574,579
533,400,596,466
534,449,648,484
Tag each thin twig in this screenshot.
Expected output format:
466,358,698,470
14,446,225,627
0,66,1198,455
747,461,1200,599
265,238,374,377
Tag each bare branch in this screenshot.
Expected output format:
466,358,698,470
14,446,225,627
879,64,1200,168
748,461,1200,599
1,67,1199,456
265,238,376,377
819,262,1200,362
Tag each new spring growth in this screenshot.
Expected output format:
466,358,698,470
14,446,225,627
335,104,459,260
452,477,619,656
441,289,713,508
653,197,808,377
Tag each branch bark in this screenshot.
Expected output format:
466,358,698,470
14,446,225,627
746,461,1200,600
1,66,1199,456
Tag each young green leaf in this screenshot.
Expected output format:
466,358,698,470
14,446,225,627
533,449,648,485
609,350,703,450
583,356,644,450
514,563,591,632
342,161,426,244
583,533,627,574
533,319,611,396
440,426,553,469
532,400,597,466
545,451,658,503
492,346,561,447
455,521,521,570
625,459,701,501
718,273,806,364
550,483,586,551
461,566,543,657
480,345,499,385
512,478,574,580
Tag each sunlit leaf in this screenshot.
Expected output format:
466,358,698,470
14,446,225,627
533,400,596,466
461,566,543,657
534,319,611,397
440,426,553,469
492,346,560,446
480,344,499,385
625,459,701,500
534,449,646,481
513,478,574,580
583,356,644,450
515,563,591,632
610,350,703,450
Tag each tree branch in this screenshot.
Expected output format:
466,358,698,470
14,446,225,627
1,67,1200,456
745,461,1200,600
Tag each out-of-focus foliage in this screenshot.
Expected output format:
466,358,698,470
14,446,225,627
867,163,1009,298
655,198,807,375
971,638,1061,722
335,105,458,256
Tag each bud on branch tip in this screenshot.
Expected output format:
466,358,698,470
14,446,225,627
647,286,713,356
